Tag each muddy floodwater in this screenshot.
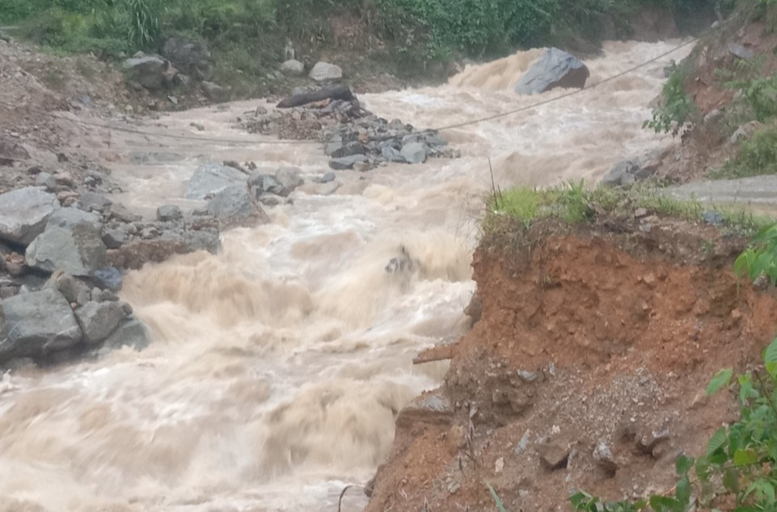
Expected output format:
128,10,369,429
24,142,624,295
0,40,690,512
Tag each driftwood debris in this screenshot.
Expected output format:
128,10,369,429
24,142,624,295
413,343,455,365
276,85,355,109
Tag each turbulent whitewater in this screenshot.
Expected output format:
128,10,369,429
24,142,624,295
0,40,690,512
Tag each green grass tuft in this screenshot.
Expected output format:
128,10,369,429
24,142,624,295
712,124,777,179
488,181,774,237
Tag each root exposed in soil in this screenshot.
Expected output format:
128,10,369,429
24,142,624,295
365,216,777,512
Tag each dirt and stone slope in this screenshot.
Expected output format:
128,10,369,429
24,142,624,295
366,212,777,512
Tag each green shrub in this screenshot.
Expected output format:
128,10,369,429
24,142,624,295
735,222,777,285
644,69,698,135
717,125,777,179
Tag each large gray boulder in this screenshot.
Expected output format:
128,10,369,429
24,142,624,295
514,48,590,95
157,204,183,222
75,301,126,344
47,207,102,230
123,55,169,91
0,288,82,360
0,187,59,245
25,223,108,277
309,62,343,82
185,163,248,200
207,184,269,229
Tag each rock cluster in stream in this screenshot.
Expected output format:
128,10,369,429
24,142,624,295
0,164,236,368
238,97,461,171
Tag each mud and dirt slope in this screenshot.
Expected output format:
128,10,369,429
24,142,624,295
366,214,777,512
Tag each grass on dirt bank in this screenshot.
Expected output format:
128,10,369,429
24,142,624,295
486,181,774,235
711,124,777,179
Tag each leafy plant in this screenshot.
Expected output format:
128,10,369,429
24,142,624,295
735,222,777,285
644,70,698,136
715,125,777,179
572,335,777,512
719,57,777,123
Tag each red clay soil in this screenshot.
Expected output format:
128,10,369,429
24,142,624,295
365,217,777,512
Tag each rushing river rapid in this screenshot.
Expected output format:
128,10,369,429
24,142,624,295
0,40,690,511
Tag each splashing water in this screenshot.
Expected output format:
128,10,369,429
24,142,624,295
0,40,689,512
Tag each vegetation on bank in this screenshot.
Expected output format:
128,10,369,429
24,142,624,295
486,181,771,235
0,0,713,96
645,0,777,180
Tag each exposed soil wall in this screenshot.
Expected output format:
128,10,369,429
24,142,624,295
366,217,777,512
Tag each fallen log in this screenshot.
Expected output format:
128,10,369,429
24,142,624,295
276,85,355,108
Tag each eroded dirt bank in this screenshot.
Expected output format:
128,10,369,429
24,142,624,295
366,216,777,512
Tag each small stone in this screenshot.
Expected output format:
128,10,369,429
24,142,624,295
593,440,618,475
314,172,336,184
634,208,649,218
190,122,205,132
636,429,671,455
702,211,723,225
495,457,505,474
35,172,57,190
535,443,569,470
119,301,133,315
280,59,305,76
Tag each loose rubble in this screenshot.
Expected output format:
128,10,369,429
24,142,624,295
239,87,460,171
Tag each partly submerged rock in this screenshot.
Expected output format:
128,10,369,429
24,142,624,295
185,163,248,200
515,48,590,95
329,154,369,170
0,288,82,360
207,184,269,229
75,300,126,344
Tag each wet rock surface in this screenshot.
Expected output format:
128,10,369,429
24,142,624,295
514,47,590,95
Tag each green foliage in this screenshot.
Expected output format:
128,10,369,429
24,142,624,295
644,69,698,136
572,336,777,512
716,125,777,179
720,57,777,123
735,223,777,285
